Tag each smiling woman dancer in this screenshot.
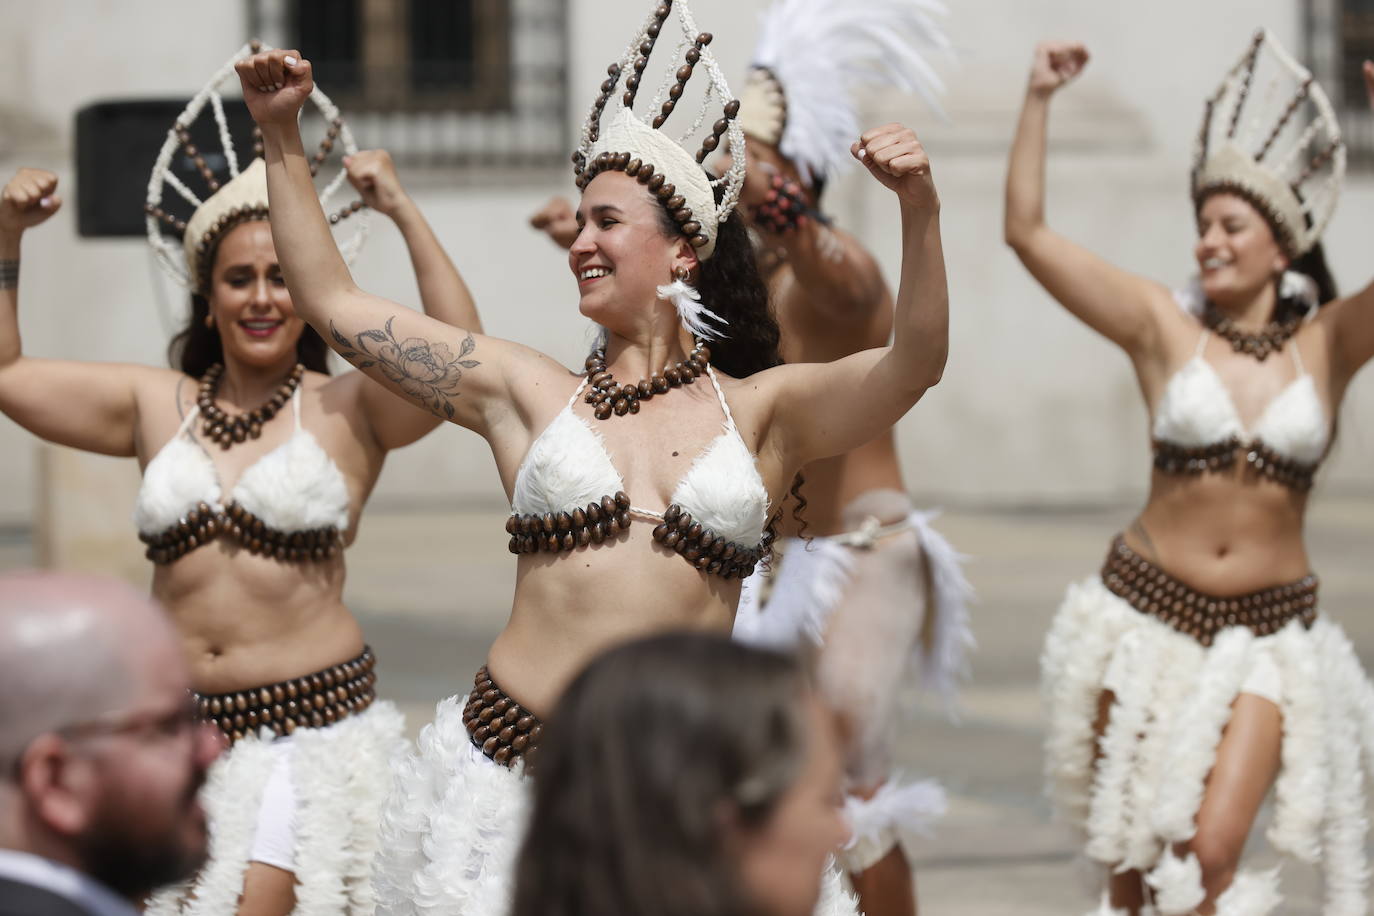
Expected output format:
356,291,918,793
0,44,478,916
1008,33,1374,916
232,0,949,911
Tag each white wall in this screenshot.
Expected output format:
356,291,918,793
0,0,1370,535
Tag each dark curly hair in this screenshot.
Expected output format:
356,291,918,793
166,220,331,378
512,632,812,916
654,188,782,379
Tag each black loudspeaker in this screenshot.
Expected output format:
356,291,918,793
75,99,256,238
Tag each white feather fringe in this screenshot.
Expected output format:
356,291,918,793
146,702,406,916
1144,849,1205,915
734,536,854,650
839,776,947,873
511,409,624,516
669,428,770,547
657,279,729,340
749,0,951,183
1043,574,1374,914
1213,868,1282,916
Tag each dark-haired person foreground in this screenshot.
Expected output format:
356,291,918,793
513,632,850,916
234,0,947,908
0,55,478,913
1009,36,1374,915
0,572,221,916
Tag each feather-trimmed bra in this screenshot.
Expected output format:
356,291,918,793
1151,331,1329,491
507,364,770,580
134,388,351,564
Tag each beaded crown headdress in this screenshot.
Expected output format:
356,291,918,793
1192,28,1344,258
145,41,368,294
738,0,950,186
573,0,746,261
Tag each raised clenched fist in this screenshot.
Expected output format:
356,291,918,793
1028,41,1090,97
529,196,579,249
235,49,314,132
0,168,61,235
851,124,938,212
345,150,409,218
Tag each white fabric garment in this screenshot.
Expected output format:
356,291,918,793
0,849,139,916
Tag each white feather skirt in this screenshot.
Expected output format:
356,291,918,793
1043,575,1374,915
373,694,861,916
146,701,407,916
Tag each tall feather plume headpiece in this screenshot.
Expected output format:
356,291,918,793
1192,28,1344,258
145,40,369,294
738,0,951,186
573,0,747,261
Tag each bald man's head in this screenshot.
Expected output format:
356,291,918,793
0,571,216,900
0,571,181,765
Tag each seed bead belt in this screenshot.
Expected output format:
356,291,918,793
195,646,376,744
1101,535,1317,647
462,666,543,769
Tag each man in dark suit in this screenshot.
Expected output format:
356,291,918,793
0,572,221,915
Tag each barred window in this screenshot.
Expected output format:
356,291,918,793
1305,0,1374,167
250,0,568,168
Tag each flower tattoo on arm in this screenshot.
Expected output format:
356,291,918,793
330,317,480,420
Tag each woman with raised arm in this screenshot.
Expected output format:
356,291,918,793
0,44,478,916
1008,33,1374,916
234,0,948,910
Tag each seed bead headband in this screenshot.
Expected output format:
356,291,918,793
145,40,369,294
1191,28,1344,258
573,0,747,261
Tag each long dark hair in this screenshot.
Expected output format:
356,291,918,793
655,189,782,380
511,633,810,916
166,220,331,378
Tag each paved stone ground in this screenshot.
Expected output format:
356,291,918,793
4,494,1372,914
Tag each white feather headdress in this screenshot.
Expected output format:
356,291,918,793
738,0,951,185
145,41,368,293
1191,29,1344,257
574,0,747,261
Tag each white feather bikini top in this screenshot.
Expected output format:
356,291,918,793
1151,330,1329,491
506,364,770,580
134,387,351,565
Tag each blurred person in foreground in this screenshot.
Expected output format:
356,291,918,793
512,632,853,916
0,571,221,916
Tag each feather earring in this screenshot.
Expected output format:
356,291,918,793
658,266,729,339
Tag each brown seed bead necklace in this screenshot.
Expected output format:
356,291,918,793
198,362,305,450
583,338,712,420
1202,303,1302,362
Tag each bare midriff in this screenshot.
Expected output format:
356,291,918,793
153,544,365,695
1126,467,1310,595
488,522,739,717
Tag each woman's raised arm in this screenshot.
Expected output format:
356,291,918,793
236,50,552,435
0,169,165,457
1004,42,1172,356
1322,61,1374,385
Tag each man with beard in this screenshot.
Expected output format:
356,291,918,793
0,572,221,915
